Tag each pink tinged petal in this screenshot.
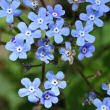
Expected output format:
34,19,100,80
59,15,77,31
13,10,22,16
75,20,83,30
44,81,52,89
58,81,67,89
28,95,38,103
32,78,40,88
56,71,64,80
85,34,95,43
0,10,6,17
78,53,84,61
51,86,60,96
61,27,70,36
18,22,27,33
9,52,18,61
85,52,93,58
19,52,27,59
10,0,20,10
18,88,29,97
6,14,14,23
5,42,15,51
93,98,102,108
28,12,38,21
76,37,85,46
32,30,42,38
54,35,63,44
44,100,52,108
21,78,31,88
51,97,58,104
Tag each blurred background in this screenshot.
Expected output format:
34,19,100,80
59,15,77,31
0,0,110,110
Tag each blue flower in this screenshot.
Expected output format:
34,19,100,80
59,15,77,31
17,22,42,44
0,0,22,23
80,6,104,27
28,7,53,31
59,41,76,64
71,20,95,46
22,0,39,9
93,98,110,110
86,0,110,15
5,36,31,61
18,78,42,103
102,83,110,96
40,90,58,108
78,43,95,60
47,4,65,18
68,0,85,11
44,71,66,96
46,19,70,44
36,47,54,64
37,38,54,52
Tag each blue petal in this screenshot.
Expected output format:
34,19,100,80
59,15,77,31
46,30,54,38
21,78,31,88
0,0,9,10
84,23,93,32
51,86,60,96
14,10,22,16
18,22,27,33
94,18,104,27
72,3,78,11
19,52,27,59
65,41,71,50
71,29,78,37
61,27,70,36
9,52,18,61
54,4,63,11
107,89,110,96
61,54,68,61
44,100,52,108
28,94,38,103
29,22,39,30
23,43,31,52
44,81,52,89
47,5,53,12
102,83,108,90
54,35,63,44
6,14,13,23
32,78,40,88
38,7,46,17
34,88,43,98
46,71,55,81
51,97,58,104
93,98,102,108
59,47,66,54
85,34,95,43
0,10,6,17
32,30,42,38
5,42,15,51
58,81,67,89
76,37,85,46
56,71,64,80
89,45,95,52
78,53,84,61
10,0,20,10
75,20,83,30
80,13,88,21
18,88,29,97
85,52,93,58
28,12,38,21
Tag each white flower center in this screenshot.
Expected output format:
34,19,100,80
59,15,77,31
37,18,44,24
54,27,59,33
52,12,58,17
51,79,58,85
45,94,50,99
101,105,107,110
25,30,32,37
29,86,35,93
16,46,22,53
95,0,101,5
89,15,95,20
7,8,13,14
32,1,38,7
65,50,71,57
82,47,87,54
79,31,85,37
40,51,45,57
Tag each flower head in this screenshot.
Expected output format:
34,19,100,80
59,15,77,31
0,0,22,23
78,43,95,60
28,7,53,31
17,22,42,44
47,4,65,18
44,71,67,96
36,46,54,64
18,78,42,103
5,36,31,61
41,90,58,108
71,20,95,46
59,41,76,64
46,19,70,44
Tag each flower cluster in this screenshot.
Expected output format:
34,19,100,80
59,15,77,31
18,71,66,108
